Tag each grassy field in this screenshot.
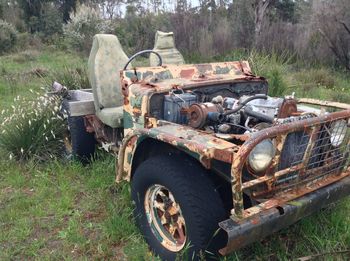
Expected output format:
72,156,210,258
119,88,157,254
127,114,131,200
0,48,350,260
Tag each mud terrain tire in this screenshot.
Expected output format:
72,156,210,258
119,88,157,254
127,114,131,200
131,155,226,261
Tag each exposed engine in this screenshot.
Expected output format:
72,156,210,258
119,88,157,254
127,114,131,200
186,94,300,134
161,88,310,135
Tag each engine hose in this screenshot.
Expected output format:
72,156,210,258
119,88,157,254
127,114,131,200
244,106,274,123
222,94,268,116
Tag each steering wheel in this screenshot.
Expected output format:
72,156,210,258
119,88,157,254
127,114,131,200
123,50,162,70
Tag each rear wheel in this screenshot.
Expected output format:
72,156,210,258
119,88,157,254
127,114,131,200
131,156,226,260
66,116,96,163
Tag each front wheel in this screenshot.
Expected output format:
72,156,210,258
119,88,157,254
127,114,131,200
131,156,226,260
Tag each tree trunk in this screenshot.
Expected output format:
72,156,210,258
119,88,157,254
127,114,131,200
254,0,272,47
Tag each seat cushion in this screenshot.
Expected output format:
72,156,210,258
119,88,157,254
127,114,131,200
96,106,124,128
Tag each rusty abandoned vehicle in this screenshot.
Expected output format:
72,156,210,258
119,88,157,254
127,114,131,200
54,32,350,260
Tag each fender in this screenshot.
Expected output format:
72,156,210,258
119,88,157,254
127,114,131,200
116,123,238,182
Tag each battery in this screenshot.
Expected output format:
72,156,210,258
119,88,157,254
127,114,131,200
163,92,197,124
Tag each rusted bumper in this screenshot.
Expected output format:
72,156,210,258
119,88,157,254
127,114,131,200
218,175,350,256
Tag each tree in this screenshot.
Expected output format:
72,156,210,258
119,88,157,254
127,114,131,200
315,0,350,71
59,0,79,23
252,0,273,45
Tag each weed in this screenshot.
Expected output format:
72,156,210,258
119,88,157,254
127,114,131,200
267,68,288,97
296,68,336,89
41,65,90,90
12,50,40,63
0,95,65,161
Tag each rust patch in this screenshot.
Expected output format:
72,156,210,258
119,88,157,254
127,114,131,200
180,68,195,79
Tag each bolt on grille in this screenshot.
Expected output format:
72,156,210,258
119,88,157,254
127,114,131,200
275,119,350,192
233,110,350,219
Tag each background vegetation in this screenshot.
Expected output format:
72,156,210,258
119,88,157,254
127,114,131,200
0,0,350,260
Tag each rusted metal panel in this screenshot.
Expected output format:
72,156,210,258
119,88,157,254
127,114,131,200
116,122,238,182
298,98,350,110
219,175,350,255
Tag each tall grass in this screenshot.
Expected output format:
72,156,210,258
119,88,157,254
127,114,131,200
0,94,65,161
248,51,291,97
41,65,90,90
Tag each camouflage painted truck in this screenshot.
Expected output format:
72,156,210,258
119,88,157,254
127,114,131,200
55,32,350,260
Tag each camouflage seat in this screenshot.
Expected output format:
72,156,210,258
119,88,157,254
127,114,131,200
150,31,185,66
88,34,129,128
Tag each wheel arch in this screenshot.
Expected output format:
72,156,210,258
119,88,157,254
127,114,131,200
116,133,207,182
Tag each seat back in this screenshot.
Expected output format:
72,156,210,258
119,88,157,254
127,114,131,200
88,34,129,111
150,31,185,66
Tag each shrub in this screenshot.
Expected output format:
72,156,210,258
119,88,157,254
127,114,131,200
296,68,336,89
42,65,90,91
12,50,40,63
0,19,18,54
266,68,288,97
0,95,65,161
248,51,290,97
63,4,111,53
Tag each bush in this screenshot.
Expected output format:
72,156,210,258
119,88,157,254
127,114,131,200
0,95,65,161
42,65,90,90
63,4,111,53
0,19,18,54
266,68,288,97
296,68,336,89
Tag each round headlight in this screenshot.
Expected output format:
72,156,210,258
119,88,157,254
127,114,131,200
248,139,276,173
330,120,347,147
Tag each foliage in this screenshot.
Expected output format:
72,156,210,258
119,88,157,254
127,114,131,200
41,65,90,90
0,94,65,161
313,0,350,71
0,19,17,54
63,4,111,53
18,0,78,33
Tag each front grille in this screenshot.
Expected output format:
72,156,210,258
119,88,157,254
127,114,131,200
274,119,350,193
234,110,350,219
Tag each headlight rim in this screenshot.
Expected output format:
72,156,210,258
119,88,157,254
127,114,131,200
247,138,276,175
330,119,348,147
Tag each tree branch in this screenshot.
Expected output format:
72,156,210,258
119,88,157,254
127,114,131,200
339,20,350,35
318,28,350,71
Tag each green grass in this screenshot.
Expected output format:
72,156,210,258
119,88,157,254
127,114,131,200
0,48,350,260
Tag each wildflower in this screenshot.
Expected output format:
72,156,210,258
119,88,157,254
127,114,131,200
9,154,13,160
20,148,24,154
